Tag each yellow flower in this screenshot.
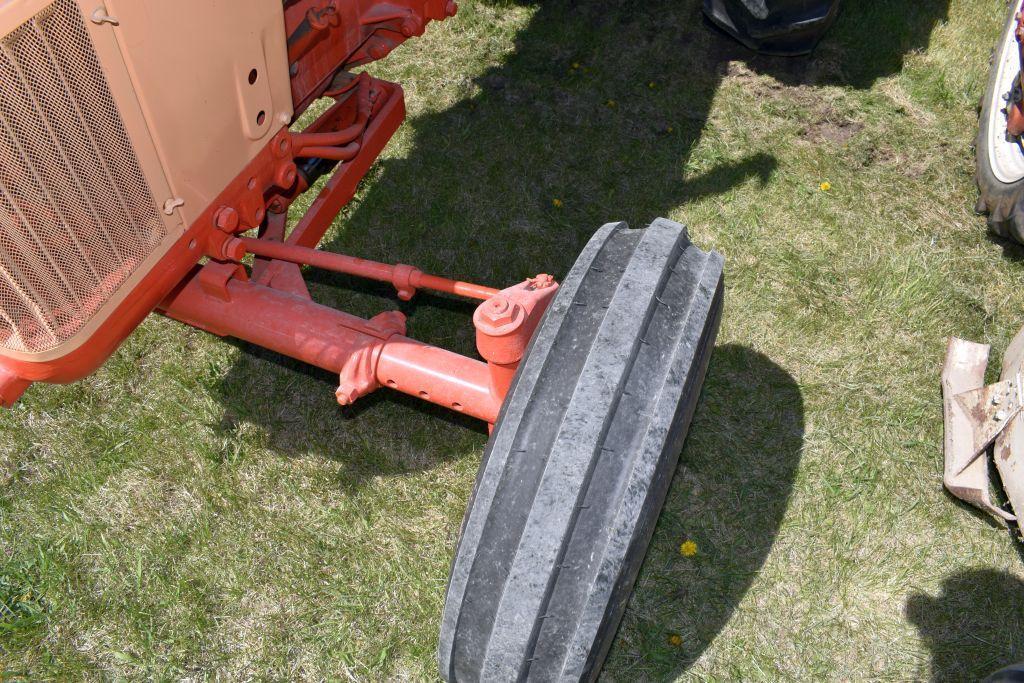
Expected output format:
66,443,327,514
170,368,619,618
819,181,831,192
606,99,617,108
572,62,581,69
668,634,683,647
648,81,656,89
667,126,674,133
679,540,697,557
552,198,563,208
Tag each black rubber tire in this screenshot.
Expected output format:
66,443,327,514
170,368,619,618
985,662,1024,683
438,218,724,682
702,0,841,56
977,2,1024,244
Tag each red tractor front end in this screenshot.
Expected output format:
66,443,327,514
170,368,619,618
0,1,723,678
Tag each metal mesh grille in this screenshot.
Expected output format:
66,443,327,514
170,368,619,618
0,0,166,354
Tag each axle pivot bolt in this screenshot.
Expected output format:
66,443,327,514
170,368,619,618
477,296,521,330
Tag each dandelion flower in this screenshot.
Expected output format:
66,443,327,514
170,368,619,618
667,126,674,133
679,540,697,557
648,81,656,89
606,99,617,108
668,634,683,647
552,198,563,208
819,181,831,192
572,62,580,69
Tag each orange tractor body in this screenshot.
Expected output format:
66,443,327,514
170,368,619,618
0,2,725,679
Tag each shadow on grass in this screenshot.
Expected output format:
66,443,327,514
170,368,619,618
601,344,804,678
205,0,951,668
210,332,487,488
311,0,953,309
212,0,950,476
906,569,1024,682
987,231,1024,262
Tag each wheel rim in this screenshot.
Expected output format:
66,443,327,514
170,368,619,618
988,0,1024,184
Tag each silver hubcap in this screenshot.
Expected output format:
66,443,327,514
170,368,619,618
988,0,1024,184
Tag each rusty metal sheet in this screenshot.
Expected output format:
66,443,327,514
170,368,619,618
942,337,1016,522
954,378,1022,456
995,327,1024,523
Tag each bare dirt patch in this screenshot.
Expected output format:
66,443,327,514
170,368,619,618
803,119,864,145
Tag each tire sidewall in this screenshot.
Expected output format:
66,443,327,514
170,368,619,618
977,0,1024,241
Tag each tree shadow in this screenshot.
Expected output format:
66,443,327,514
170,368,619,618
728,1,953,89
597,344,803,679
203,0,953,666
907,569,1024,682
312,0,953,336
212,0,950,484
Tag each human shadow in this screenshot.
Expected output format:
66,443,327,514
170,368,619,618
907,569,1024,682
595,344,803,679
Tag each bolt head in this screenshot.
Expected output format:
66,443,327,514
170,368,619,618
489,297,510,315
276,161,298,189
214,206,239,232
336,385,359,406
477,296,521,330
400,18,415,36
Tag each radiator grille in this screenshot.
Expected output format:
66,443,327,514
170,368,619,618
0,0,167,354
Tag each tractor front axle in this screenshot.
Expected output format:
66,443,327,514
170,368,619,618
159,247,557,425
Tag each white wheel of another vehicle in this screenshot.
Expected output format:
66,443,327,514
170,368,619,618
977,0,1024,243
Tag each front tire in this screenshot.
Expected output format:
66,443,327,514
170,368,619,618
977,0,1024,243
438,219,724,682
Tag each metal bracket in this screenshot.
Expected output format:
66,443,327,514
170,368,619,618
942,337,1017,522
953,372,1024,462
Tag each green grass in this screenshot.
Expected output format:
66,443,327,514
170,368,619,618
3,0,1024,679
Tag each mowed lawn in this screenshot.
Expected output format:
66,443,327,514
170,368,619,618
4,0,1024,679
